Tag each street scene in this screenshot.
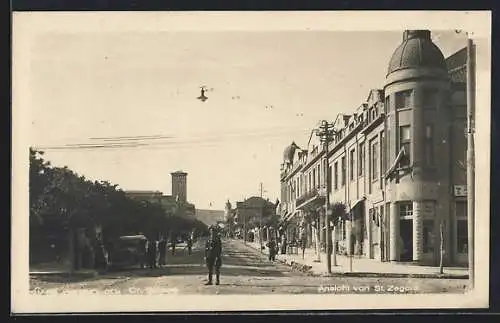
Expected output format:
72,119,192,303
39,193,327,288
30,237,468,295
15,11,491,312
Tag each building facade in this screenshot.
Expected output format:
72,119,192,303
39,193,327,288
279,30,471,266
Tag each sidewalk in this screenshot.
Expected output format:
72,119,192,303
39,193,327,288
241,239,468,279
30,261,99,278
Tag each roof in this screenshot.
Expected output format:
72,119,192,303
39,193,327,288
446,47,467,84
387,30,447,77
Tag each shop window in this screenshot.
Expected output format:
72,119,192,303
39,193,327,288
423,220,435,253
395,89,412,110
456,201,468,253
457,219,468,253
399,202,413,219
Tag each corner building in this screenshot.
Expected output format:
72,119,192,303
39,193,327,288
279,30,470,266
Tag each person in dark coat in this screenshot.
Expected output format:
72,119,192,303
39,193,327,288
170,234,176,255
158,236,167,266
266,238,277,261
204,226,222,285
186,235,193,255
147,239,157,269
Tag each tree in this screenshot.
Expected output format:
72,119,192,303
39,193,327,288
328,202,347,266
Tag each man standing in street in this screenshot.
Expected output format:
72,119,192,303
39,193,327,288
205,226,222,285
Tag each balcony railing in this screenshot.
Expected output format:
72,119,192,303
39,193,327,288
295,187,325,207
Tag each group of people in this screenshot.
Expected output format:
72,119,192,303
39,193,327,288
144,231,195,269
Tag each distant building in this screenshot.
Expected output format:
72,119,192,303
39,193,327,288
195,209,225,226
280,30,472,266
125,171,195,217
171,171,188,203
234,196,278,242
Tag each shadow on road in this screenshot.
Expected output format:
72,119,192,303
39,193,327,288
31,239,291,284
104,238,288,279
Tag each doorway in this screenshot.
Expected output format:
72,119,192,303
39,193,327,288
399,219,413,261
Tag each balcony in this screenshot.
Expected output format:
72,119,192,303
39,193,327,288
295,187,326,210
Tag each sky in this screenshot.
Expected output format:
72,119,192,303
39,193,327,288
27,28,467,210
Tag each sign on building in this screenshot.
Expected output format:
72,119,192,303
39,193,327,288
454,185,467,197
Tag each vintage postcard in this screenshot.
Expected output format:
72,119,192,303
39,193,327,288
11,11,491,313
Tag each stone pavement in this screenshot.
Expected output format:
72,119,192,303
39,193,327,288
243,239,468,279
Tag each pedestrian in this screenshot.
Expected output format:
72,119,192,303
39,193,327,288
170,234,176,255
280,234,287,255
204,226,222,285
186,235,193,255
266,238,277,261
158,236,167,267
147,239,157,269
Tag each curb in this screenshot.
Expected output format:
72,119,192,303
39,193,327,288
30,270,99,279
240,240,468,280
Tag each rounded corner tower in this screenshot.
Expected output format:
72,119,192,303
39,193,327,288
383,30,452,264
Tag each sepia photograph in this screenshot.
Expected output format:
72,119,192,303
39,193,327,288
11,11,491,313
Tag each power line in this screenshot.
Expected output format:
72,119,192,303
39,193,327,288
32,127,311,151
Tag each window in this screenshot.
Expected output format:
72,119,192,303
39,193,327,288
358,142,365,176
399,125,411,167
395,90,412,110
328,165,332,191
423,220,435,253
341,156,346,186
380,131,385,174
308,172,311,192
370,108,376,122
312,169,316,189
334,162,338,190
371,141,379,181
318,164,321,188
425,124,434,166
423,88,439,109
399,202,413,219
384,95,390,113
456,201,468,253
350,149,355,181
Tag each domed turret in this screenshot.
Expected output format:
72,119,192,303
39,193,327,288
283,142,299,165
387,30,447,76
386,30,449,86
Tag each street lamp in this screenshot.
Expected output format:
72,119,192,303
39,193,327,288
315,120,337,274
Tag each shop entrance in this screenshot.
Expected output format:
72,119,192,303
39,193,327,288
399,219,413,261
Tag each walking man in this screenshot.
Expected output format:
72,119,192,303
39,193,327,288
266,238,277,261
205,226,222,285
158,236,167,266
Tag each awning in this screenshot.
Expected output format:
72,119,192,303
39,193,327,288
349,197,366,211
283,210,299,222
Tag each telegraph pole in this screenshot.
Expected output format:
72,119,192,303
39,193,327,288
316,120,337,273
466,37,475,290
259,182,264,253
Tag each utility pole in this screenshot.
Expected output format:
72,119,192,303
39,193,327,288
259,182,264,253
316,120,337,274
466,37,475,290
